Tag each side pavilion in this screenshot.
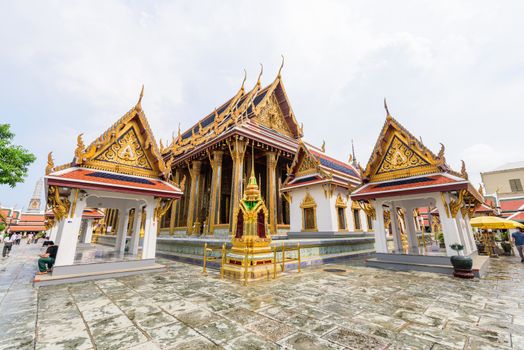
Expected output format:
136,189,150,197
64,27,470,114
37,89,183,286
351,106,488,276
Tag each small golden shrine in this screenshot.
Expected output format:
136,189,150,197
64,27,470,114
222,148,274,281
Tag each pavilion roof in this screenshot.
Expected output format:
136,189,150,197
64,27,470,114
282,140,360,191
351,105,481,203
164,68,303,163
45,88,182,199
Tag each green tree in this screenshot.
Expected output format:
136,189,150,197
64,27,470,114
0,124,36,187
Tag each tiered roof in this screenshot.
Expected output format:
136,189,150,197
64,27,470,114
499,198,524,222
282,140,361,191
352,107,482,203
45,88,183,199
164,67,303,163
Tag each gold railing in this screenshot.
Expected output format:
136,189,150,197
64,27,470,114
202,243,226,276
202,242,302,286
273,242,301,279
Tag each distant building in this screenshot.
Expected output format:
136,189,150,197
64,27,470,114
481,161,524,222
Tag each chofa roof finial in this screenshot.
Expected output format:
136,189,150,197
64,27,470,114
256,63,264,86
135,84,144,112
241,69,247,91
277,54,285,78
384,97,391,117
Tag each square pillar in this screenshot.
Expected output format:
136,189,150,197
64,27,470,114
208,150,223,234
129,206,143,256
373,203,388,253
186,161,202,235
266,151,278,235
54,192,87,267
434,193,462,256
228,138,247,234
404,207,420,254
142,200,157,259
115,208,130,254
389,204,403,253
82,219,94,244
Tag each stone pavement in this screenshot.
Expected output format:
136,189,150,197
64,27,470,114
1,241,524,349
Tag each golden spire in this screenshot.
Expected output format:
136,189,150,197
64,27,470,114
244,142,261,202
277,54,285,78
256,63,263,87
321,140,326,152
135,84,144,112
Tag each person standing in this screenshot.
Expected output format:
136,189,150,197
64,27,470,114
15,233,21,245
2,234,14,258
511,227,524,262
27,233,34,244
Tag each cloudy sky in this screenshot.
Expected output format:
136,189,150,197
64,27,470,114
1,1,523,209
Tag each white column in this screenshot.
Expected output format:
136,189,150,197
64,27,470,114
434,193,462,256
115,208,130,254
83,219,94,244
48,224,60,242
141,200,158,259
129,207,142,256
404,207,419,254
455,211,473,255
54,195,87,267
463,214,477,254
390,204,402,253
373,203,388,253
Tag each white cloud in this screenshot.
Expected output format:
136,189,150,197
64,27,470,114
0,0,523,206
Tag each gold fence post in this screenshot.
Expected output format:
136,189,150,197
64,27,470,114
220,243,226,279
202,243,208,275
297,242,301,273
282,242,285,272
273,246,277,279
243,249,248,286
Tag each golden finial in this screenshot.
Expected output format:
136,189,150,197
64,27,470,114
177,123,181,141
300,122,304,135
277,54,285,78
437,143,445,160
135,84,144,112
46,152,54,175
74,133,85,164
460,160,468,180
384,98,391,118
321,140,326,153
478,184,484,197
241,69,247,91
159,139,165,152
256,63,263,86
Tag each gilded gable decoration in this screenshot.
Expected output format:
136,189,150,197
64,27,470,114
362,111,448,182
253,94,294,138
375,136,429,175
69,87,171,179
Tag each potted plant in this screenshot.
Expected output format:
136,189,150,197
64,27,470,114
449,243,474,279
437,232,445,248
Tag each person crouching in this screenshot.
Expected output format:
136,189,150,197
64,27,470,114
37,242,58,275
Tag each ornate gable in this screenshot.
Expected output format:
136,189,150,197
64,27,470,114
252,78,302,139
286,140,325,179
72,88,171,179
363,114,446,182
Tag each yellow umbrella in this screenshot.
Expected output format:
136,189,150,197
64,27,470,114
470,216,524,229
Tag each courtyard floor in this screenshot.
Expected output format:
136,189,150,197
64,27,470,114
1,242,524,350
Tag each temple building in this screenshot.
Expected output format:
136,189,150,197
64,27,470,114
281,140,367,236
351,105,489,276
38,89,183,286
158,66,300,238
